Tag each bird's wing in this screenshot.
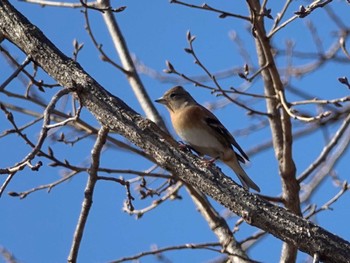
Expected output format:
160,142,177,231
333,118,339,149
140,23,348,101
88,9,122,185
203,108,250,162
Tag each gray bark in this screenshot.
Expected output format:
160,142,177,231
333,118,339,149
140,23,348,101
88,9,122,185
0,1,349,262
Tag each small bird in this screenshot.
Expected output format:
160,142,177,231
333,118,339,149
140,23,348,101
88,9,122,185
155,86,260,192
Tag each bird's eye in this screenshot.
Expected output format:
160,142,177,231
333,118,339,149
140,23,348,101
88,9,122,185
169,93,178,99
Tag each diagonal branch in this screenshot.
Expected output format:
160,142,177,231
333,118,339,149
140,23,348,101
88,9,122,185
68,126,109,262
95,0,251,257
97,0,166,130
298,113,350,183
1,1,350,262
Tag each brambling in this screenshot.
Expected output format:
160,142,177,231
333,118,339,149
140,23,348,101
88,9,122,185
155,86,260,192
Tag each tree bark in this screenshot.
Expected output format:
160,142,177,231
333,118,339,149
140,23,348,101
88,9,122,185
246,1,301,262
0,1,349,262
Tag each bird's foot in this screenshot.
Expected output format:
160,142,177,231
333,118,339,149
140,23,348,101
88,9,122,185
178,141,195,153
201,157,219,167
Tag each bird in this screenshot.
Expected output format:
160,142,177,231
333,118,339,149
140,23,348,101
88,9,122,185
155,86,260,192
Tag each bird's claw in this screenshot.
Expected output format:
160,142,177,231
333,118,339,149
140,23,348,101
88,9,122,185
178,141,193,152
201,157,218,167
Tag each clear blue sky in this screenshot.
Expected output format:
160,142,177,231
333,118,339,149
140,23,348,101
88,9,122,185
1,1,350,262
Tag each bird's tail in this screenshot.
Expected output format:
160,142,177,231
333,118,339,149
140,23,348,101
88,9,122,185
224,158,260,192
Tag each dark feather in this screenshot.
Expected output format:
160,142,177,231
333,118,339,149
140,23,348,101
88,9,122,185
235,153,246,163
205,115,249,162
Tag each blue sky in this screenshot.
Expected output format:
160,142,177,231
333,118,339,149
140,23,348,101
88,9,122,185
1,1,350,262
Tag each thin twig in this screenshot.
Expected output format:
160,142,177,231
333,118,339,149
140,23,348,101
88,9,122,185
298,113,350,182
19,0,95,8
240,230,267,251
68,126,109,262
300,127,350,203
8,171,80,199
170,0,250,21
180,32,270,116
268,0,334,38
0,45,59,89
305,181,348,219
290,96,350,107
340,33,350,60
278,90,331,122
0,55,32,91
0,88,76,175
97,0,167,130
82,6,128,74
0,99,151,160
123,181,183,218
97,168,171,179
270,0,293,31
110,242,222,263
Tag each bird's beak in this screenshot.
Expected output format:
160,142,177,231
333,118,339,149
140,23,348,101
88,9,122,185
155,97,167,104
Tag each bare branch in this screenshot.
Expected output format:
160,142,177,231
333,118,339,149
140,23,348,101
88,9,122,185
185,185,252,262
123,180,183,218
1,2,350,262
82,6,127,74
268,0,334,37
289,96,350,107
305,181,349,219
170,0,250,21
8,171,80,199
246,1,301,261
298,113,350,182
0,55,32,91
340,33,350,60
68,126,109,262
166,32,270,116
278,90,331,122
0,246,18,263
111,242,222,263
97,0,167,130
19,0,95,9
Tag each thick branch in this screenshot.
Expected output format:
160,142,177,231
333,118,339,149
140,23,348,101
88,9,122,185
96,1,248,258
0,1,350,262
185,185,251,262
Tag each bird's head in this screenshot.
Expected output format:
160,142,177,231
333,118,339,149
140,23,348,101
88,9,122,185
155,86,196,112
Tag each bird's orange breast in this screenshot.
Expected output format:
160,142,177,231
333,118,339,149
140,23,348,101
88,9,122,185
170,106,202,134
170,106,224,154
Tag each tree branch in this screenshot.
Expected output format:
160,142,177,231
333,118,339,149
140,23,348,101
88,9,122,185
97,0,166,130
1,1,350,262
68,126,109,262
246,1,301,261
